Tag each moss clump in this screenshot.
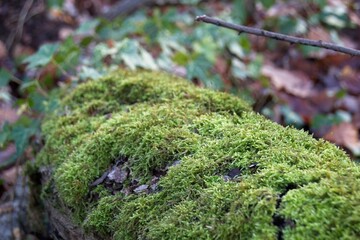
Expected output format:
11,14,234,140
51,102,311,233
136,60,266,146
35,70,360,239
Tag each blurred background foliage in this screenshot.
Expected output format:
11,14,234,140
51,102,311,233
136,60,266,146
1,0,360,174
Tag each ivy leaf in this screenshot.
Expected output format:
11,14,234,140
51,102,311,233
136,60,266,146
186,54,212,81
75,19,100,35
280,105,304,128
0,122,10,147
54,37,80,70
139,48,158,70
23,43,59,69
79,66,103,80
321,5,348,28
11,126,31,159
260,0,275,8
46,0,64,8
232,0,248,24
10,118,39,160
0,68,12,87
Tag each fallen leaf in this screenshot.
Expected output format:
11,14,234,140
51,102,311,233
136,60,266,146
0,165,20,186
0,104,19,125
262,64,314,98
337,95,360,113
0,40,7,60
308,91,336,112
13,44,34,59
353,113,360,129
349,11,360,26
278,92,317,123
339,66,360,95
324,122,360,155
0,145,16,170
266,2,298,17
307,26,331,42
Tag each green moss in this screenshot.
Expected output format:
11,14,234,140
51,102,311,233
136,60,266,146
34,70,360,239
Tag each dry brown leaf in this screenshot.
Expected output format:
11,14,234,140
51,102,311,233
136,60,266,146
13,44,34,59
353,113,360,129
266,2,299,17
59,27,74,40
349,11,360,26
309,91,336,112
214,57,231,85
337,95,360,113
278,92,317,123
0,165,20,186
307,26,331,42
262,64,314,98
0,144,16,167
324,122,360,155
0,105,19,125
0,40,7,60
339,66,360,95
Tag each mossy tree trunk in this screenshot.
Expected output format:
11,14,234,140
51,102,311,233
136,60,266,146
29,71,360,240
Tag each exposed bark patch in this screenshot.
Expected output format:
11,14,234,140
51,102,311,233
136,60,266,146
89,157,181,200
272,183,297,240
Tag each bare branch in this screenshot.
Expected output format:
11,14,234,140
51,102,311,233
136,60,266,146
195,15,360,57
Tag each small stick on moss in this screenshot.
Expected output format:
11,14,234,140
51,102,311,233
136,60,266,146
195,15,360,57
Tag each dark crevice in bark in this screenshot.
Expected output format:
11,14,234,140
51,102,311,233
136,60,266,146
272,183,297,240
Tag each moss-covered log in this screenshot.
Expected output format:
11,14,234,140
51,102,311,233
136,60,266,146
31,71,360,239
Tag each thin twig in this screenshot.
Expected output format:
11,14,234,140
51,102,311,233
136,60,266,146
51,59,74,81
195,15,360,57
102,0,150,20
8,75,22,85
6,0,34,52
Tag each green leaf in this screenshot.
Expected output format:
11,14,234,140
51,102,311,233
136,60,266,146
46,0,64,8
313,0,327,8
280,105,304,128
28,91,47,112
172,52,190,66
279,17,307,35
143,20,159,43
23,43,59,69
203,74,224,90
19,80,37,92
231,58,247,79
259,0,275,9
79,66,103,80
186,54,212,81
9,117,39,160
75,19,100,35
118,40,142,70
311,111,349,130
179,0,201,4
321,5,349,28
11,126,30,159
232,0,248,24
139,48,158,70
186,54,223,89
0,91,11,103
228,41,245,59
0,68,12,87
0,122,11,147
113,39,158,70
54,37,80,70
193,36,218,62
247,55,264,78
